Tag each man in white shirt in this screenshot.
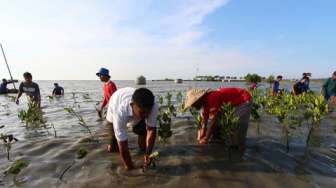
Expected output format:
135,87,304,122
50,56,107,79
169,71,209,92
106,87,158,170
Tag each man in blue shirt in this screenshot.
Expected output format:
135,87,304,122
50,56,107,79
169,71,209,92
0,79,16,94
52,83,64,96
272,75,283,95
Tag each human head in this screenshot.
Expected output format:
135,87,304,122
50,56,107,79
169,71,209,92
23,72,32,83
332,71,336,80
96,68,110,82
2,79,7,83
131,88,155,119
277,75,283,81
54,83,59,87
183,88,209,111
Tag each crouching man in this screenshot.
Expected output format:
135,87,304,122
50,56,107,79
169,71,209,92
105,87,158,170
183,88,252,151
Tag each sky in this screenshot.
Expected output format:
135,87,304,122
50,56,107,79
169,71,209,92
0,0,335,80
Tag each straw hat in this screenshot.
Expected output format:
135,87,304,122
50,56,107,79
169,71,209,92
183,88,210,111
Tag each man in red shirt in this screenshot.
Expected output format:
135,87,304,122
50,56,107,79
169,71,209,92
96,68,117,118
184,87,252,150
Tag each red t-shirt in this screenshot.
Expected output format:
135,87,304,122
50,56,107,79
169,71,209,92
201,87,251,121
102,80,117,108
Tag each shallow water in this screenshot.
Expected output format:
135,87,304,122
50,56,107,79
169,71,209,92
0,80,335,188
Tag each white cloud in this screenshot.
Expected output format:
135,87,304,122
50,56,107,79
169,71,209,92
0,0,271,80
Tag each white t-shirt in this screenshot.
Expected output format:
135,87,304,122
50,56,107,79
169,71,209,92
106,87,158,141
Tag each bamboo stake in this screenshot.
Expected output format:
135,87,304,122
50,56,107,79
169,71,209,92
0,43,16,89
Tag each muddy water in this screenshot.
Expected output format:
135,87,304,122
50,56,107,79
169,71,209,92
0,80,335,188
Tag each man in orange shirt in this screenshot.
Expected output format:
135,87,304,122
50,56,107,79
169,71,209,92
96,68,117,118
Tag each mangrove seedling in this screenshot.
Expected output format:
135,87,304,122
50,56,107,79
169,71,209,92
5,159,29,175
143,151,159,172
0,134,18,160
190,108,202,129
302,94,328,146
175,91,185,113
250,89,267,135
76,147,88,159
157,93,176,142
18,102,46,128
218,103,240,146
83,93,91,100
64,107,95,141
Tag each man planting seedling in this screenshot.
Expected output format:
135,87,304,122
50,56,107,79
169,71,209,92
15,72,41,108
105,87,158,170
96,67,117,118
183,88,252,151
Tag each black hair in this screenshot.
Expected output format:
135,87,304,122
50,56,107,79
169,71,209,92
132,88,154,109
2,79,6,83
23,72,32,78
54,83,58,86
333,71,336,76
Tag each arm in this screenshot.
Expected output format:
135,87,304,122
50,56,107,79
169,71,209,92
118,140,134,170
61,88,64,95
144,126,157,165
36,85,41,108
198,109,209,142
98,83,116,116
321,79,329,95
101,83,117,110
15,91,23,104
113,113,134,170
15,83,23,104
200,115,217,144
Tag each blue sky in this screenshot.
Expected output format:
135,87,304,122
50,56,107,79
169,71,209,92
0,0,335,80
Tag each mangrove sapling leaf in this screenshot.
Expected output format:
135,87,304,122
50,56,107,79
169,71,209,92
218,104,240,146
217,104,239,160
303,94,328,146
250,89,266,135
18,102,46,129
266,93,300,152
157,93,176,142
190,108,202,129
0,134,18,160
175,91,185,114
6,159,29,175
76,148,88,159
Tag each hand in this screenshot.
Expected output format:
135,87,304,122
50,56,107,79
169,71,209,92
15,99,19,105
199,138,208,144
144,155,150,167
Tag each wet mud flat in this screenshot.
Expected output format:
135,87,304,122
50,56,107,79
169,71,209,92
1,113,335,188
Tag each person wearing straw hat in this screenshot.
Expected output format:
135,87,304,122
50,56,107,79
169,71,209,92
96,67,117,118
183,87,252,150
